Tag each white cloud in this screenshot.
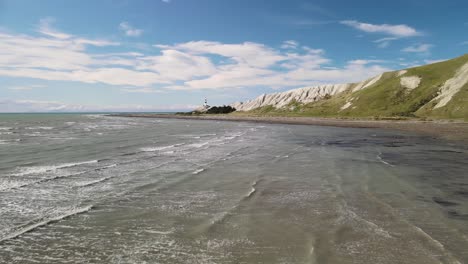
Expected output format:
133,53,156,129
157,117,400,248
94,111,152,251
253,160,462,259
136,49,217,81
7,84,46,91
0,99,196,113
157,41,286,68
374,37,399,48
461,41,468,45
162,0,171,3
0,19,391,92
121,87,166,94
119,22,143,37
281,40,299,49
38,17,72,39
341,20,422,37
402,43,433,53
347,59,386,65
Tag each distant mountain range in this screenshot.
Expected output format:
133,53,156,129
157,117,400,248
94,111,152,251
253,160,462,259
232,54,468,120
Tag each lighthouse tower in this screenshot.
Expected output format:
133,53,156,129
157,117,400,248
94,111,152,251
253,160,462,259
203,98,209,109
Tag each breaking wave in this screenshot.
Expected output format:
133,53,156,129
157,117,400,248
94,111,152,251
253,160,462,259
0,205,94,243
12,160,99,176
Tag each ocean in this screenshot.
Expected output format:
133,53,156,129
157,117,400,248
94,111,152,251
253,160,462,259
0,114,467,263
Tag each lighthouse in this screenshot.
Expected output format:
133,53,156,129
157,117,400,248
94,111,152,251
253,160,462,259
203,98,210,109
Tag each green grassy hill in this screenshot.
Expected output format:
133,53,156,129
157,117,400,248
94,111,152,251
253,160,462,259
240,54,468,120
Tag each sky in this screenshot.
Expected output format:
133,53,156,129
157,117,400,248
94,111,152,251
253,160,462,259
0,0,467,112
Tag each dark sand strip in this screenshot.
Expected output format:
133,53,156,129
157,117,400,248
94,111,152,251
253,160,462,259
110,114,468,144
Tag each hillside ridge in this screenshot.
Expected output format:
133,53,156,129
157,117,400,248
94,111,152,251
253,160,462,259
231,54,468,120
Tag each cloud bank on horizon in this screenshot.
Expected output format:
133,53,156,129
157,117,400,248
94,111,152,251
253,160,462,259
0,0,466,112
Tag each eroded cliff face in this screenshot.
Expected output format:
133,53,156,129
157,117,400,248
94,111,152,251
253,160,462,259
230,54,468,119
231,83,351,111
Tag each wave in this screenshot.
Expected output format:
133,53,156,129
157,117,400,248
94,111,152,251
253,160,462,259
192,168,205,175
0,127,13,131
12,160,98,176
144,229,174,235
0,205,94,243
140,143,184,152
121,151,142,157
2,163,118,191
94,164,117,171
25,126,54,130
204,180,262,230
0,171,87,191
376,153,395,167
76,176,112,187
245,180,260,199
200,133,217,137
187,142,209,148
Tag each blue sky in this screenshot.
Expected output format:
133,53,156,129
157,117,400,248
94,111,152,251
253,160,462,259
0,0,467,112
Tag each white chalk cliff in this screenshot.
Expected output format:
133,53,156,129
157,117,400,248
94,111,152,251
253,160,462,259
230,74,388,112
231,83,351,111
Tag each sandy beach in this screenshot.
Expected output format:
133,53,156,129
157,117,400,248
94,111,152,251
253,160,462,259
112,113,468,144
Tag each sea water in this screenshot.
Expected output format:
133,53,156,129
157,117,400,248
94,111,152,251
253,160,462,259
0,114,468,263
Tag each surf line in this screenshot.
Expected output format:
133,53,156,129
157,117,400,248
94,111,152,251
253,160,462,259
0,205,94,243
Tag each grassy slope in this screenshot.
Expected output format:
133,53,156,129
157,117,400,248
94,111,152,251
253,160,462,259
241,54,468,120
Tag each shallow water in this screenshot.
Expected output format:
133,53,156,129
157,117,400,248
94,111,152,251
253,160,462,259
1,114,468,263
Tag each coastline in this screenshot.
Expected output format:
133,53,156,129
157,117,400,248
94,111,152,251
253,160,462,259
110,113,468,144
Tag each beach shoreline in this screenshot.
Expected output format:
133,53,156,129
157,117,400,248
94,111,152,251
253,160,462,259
110,113,468,144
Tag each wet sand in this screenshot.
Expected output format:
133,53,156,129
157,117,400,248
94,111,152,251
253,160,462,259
112,114,468,144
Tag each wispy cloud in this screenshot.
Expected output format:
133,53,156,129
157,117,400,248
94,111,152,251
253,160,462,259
162,0,171,3
402,43,433,53
7,84,46,91
373,37,399,48
120,87,166,94
281,40,299,49
119,22,143,37
347,59,386,65
461,41,468,45
341,20,422,37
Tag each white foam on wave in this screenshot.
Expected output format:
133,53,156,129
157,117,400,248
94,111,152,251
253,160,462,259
100,164,118,169
245,180,260,198
12,160,98,176
76,176,112,187
411,225,462,264
200,133,217,137
188,142,209,148
26,126,54,130
377,153,395,167
0,205,94,242
140,143,184,152
144,229,174,235
84,114,104,119
192,168,205,175
0,171,87,191
0,127,12,131
246,187,256,198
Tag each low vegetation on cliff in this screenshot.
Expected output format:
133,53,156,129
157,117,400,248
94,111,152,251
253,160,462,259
233,54,468,121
